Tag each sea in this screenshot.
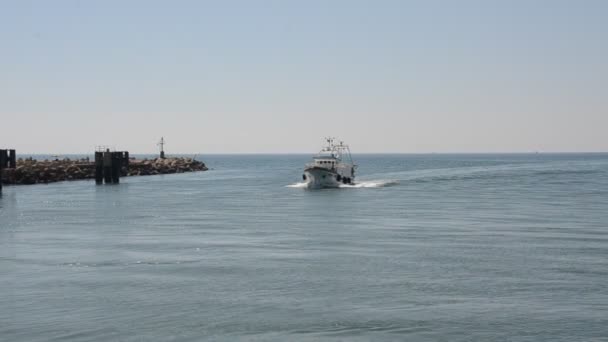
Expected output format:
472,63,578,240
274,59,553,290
1,153,607,341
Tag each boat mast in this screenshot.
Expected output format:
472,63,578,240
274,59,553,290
338,140,354,166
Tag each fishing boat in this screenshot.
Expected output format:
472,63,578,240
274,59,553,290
302,138,356,189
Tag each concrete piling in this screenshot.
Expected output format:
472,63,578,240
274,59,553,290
111,152,121,183
0,150,7,169
0,149,16,192
95,152,103,184
8,150,16,169
95,149,128,184
0,151,3,192
103,151,113,184
121,152,129,176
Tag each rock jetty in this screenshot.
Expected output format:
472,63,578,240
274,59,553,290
1,157,208,185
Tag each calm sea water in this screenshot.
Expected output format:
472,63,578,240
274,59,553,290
1,154,607,341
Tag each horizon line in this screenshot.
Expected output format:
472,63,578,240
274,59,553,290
12,151,608,156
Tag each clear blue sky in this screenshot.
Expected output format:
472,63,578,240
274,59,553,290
1,0,606,153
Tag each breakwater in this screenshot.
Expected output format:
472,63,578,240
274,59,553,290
1,157,208,185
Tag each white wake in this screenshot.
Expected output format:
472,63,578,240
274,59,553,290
339,179,399,188
286,182,309,188
286,179,398,189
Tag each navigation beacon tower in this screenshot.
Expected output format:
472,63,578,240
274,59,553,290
158,137,166,159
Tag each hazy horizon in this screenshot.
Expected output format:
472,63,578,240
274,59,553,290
12,151,608,156
2,1,607,154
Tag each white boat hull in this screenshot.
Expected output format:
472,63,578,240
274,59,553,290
303,167,353,189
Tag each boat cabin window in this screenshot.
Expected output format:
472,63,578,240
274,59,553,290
316,159,337,167
317,160,335,167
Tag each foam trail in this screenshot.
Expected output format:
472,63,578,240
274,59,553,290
286,182,309,188
340,180,399,188
286,180,398,189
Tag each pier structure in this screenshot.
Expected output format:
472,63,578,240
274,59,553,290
0,149,16,192
1,148,205,185
94,147,129,185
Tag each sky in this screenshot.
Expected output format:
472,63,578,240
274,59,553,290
1,0,607,153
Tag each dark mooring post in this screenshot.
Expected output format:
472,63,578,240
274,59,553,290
103,150,113,184
0,150,7,193
95,152,103,184
0,150,7,169
120,152,129,177
8,150,16,169
111,152,121,184
95,149,129,185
